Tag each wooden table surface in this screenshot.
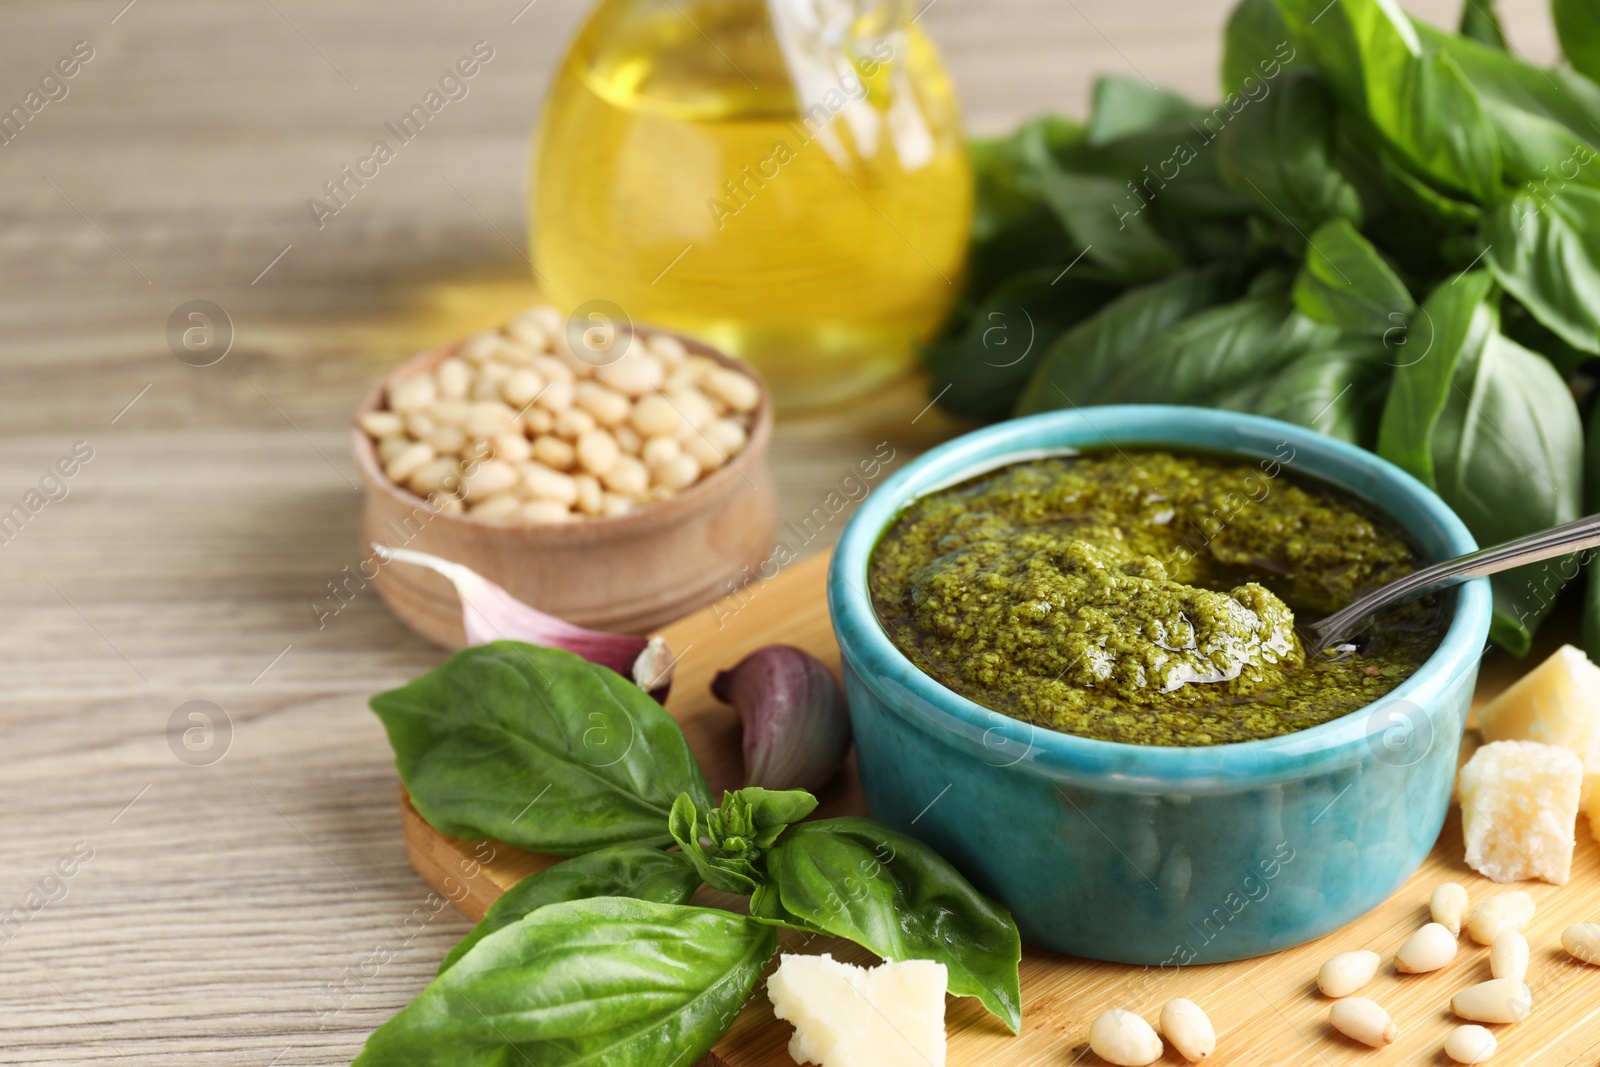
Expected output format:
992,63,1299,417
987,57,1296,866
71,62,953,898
0,1,1564,1064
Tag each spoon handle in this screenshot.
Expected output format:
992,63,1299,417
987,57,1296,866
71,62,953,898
1309,511,1600,650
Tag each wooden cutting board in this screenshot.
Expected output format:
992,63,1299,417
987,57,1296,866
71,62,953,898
399,551,1600,1066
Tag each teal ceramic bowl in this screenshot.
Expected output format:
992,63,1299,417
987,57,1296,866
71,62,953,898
828,406,1491,965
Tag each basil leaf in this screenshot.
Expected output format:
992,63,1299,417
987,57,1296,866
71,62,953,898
1276,0,1501,202
1215,337,1392,446
1483,185,1600,354
1293,219,1414,333
354,898,776,1067
437,845,702,975
1459,0,1507,50
668,788,817,895
1082,291,1341,406
1022,163,1185,283
1016,267,1235,414
1419,21,1600,144
371,642,712,855
753,818,1022,1034
921,268,1120,421
1222,0,1301,97
1554,0,1600,85
1377,271,1498,485
1218,74,1362,236
1087,75,1204,145
1481,100,1600,191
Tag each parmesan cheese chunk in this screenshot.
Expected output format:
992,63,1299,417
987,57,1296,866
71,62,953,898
1476,644,1600,840
767,953,947,1067
1458,740,1584,884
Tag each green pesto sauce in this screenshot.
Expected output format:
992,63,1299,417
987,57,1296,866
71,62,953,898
869,451,1447,746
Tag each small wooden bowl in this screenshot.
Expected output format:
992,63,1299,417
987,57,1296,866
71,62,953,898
351,328,778,644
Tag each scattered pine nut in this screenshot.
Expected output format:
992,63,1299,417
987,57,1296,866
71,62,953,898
1318,951,1380,998
1432,882,1468,936
1489,930,1529,982
1158,999,1214,1062
1329,997,1397,1047
1445,1024,1497,1064
1466,891,1535,946
1451,979,1532,1024
1562,923,1600,965
1088,1009,1163,1067
1396,923,1458,974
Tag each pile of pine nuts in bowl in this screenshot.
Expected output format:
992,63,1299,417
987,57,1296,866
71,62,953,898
357,305,765,523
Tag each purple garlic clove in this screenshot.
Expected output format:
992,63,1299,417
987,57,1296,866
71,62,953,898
712,644,851,792
373,544,674,701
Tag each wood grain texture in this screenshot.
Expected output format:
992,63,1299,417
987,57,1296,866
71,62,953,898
403,552,1600,1067
0,1,1576,1065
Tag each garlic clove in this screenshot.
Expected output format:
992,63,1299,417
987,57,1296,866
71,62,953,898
711,645,851,792
373,544,673,700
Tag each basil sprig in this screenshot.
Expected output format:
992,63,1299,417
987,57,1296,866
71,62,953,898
358,644,1024,1064
371,642,712,854
355,898,776,1067
750,818,1024,1034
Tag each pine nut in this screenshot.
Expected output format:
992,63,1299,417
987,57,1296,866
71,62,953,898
596,352,664,396
574,382,631,427
705,365,761,412
520,500,572,524
465,401,516,438
531,436,575,471
1445,1024,1497,1064
1467,892,1535,946
667,387,716,431
385,441,434,483
497,340,537,365
1329,998,1397,1047
1088,1009,1162,1067
521,463,579,506
462,459,517,501
470,493,522,520
434,358,471,399
642,435,682,466
429,398,469,426
423,426,466,455
536,378,574,413
1451,979,1531,1024
614,424,641,455
576,430,620,477
377,435,413,465
505,317,549,351
388,375,435,413
531,353,574,385
647,332,688,364
405,412,437,438
359,411,404,438
1432,883,1468,936
705,417,748,457
491,433,532,464
632,394,684,438
601,455,649,497
522,408,553,435
574,474,603,515
459,331,501,362
554,406,596,439
470,373,506,400
501,369,545,407
1158,999,1214,1062
1396,923,1458,974
685,433,729,470
600,492,635,517
1490,930,1528,982
651,453,700,492
408,457,460,495
1561,923,1600,965
1318,951,1379,998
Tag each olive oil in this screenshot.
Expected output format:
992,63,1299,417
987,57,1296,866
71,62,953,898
532,0,972,409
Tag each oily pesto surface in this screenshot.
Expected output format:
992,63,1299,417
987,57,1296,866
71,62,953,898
869,451,1447,746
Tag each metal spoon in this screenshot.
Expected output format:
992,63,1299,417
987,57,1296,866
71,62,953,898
1306,512,1600,652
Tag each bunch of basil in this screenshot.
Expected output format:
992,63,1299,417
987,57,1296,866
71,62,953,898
352,641,1022,1065
925,0,1600,657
